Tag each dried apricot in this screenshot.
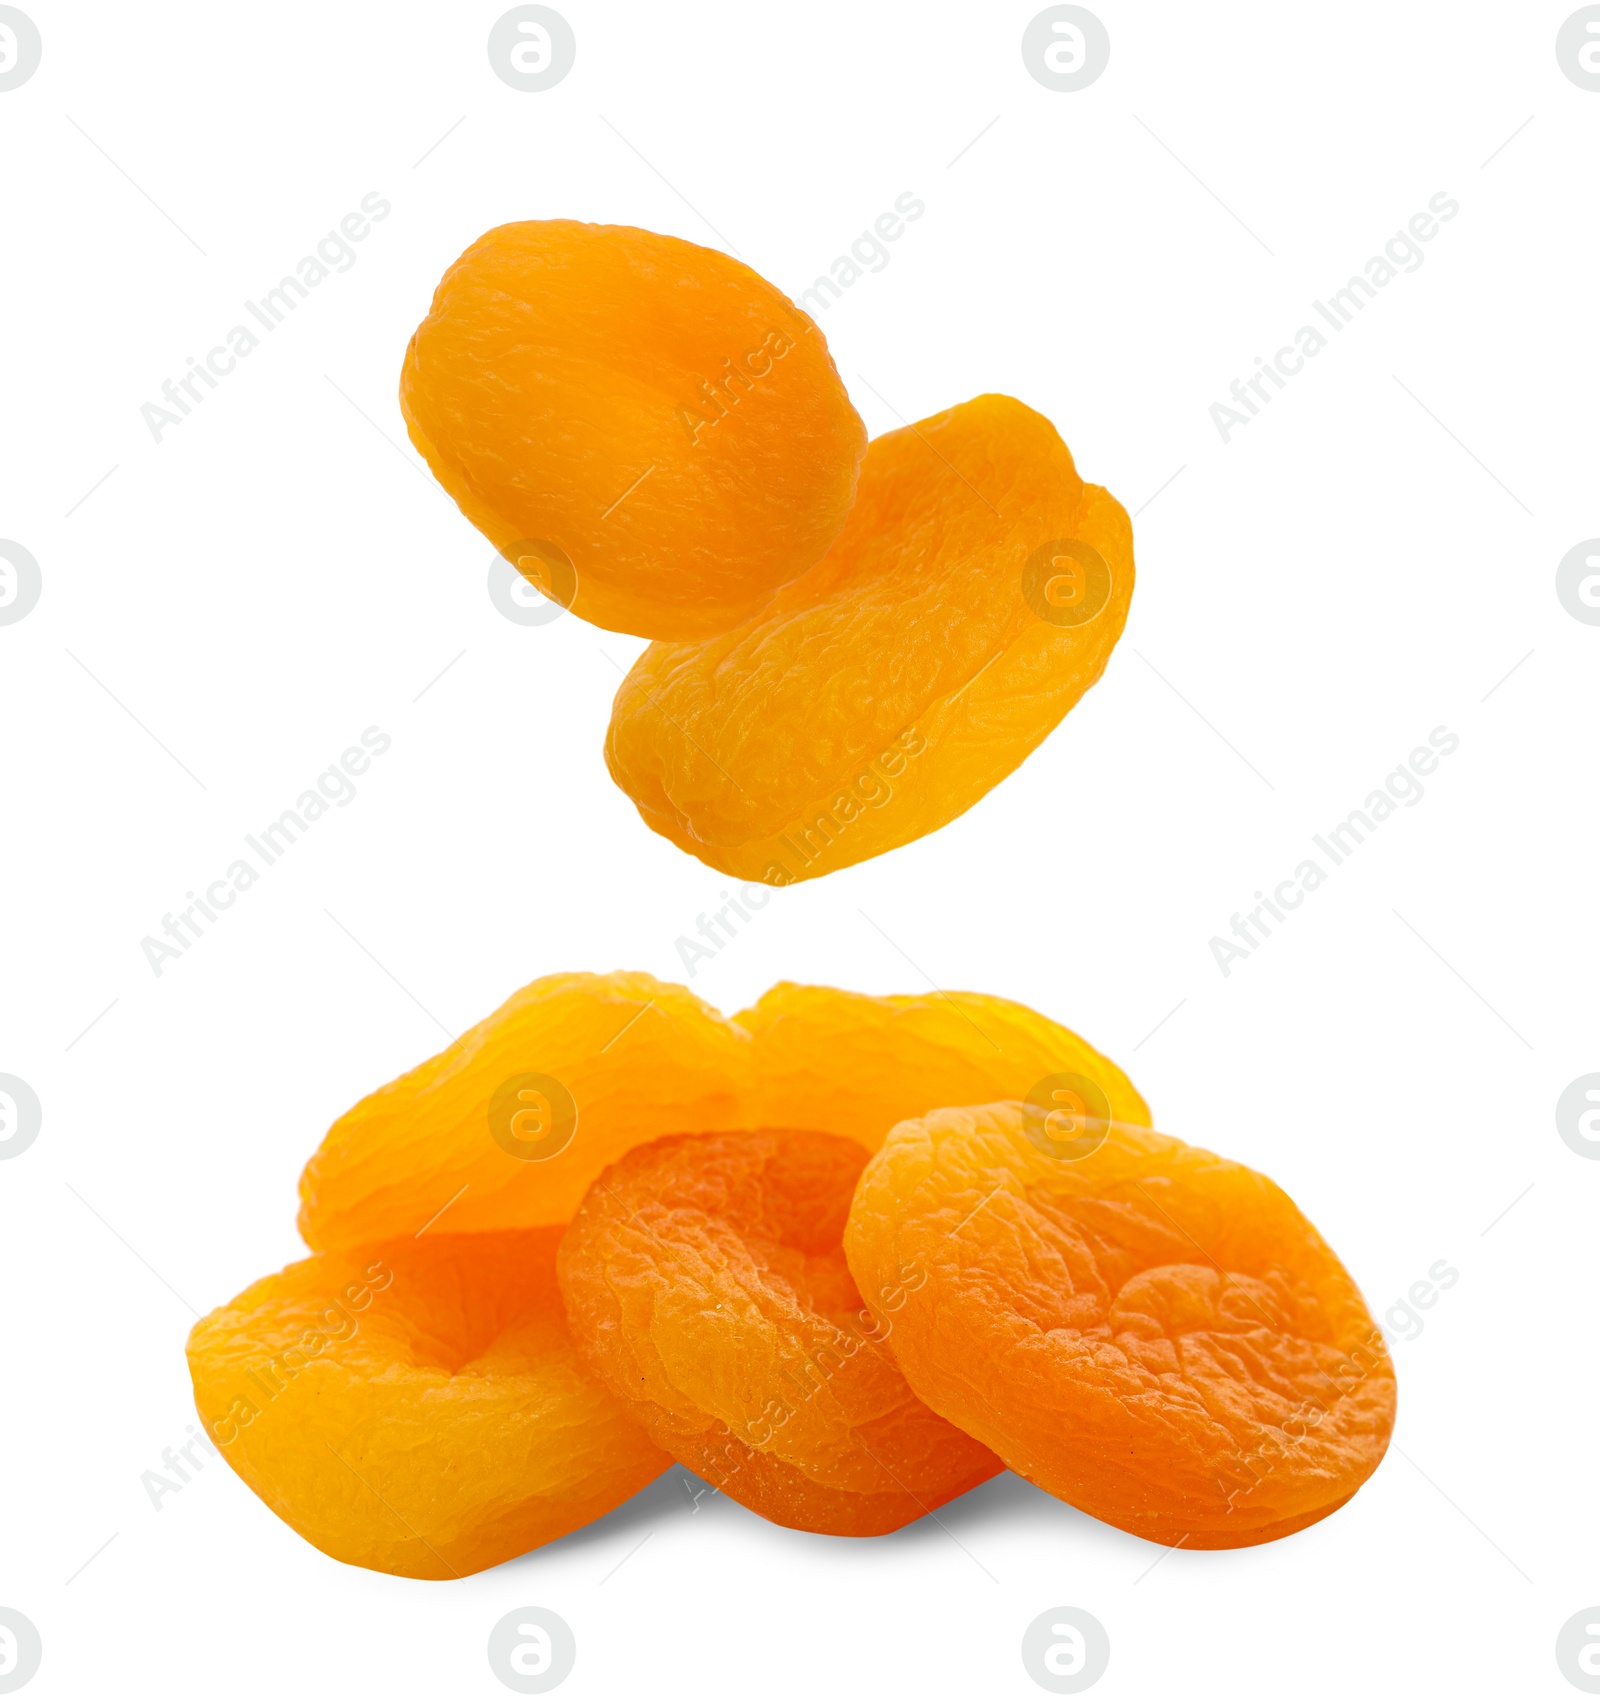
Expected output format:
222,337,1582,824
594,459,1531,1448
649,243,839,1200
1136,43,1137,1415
297,971,755,1251
298,972,1146,1251
844,1105,1395,1548
738,980,1150,1146
186,1229,668,1577
400,220,867,639
604,393,1133,882
558,1129,1000,1534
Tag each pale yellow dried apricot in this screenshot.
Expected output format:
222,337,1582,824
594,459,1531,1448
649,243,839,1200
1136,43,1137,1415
844,1105,1395,1548
400,220,866,639
558,1129,1000,1535
186,1229,668,1577
605,393,1134,882
737,980,1150,1147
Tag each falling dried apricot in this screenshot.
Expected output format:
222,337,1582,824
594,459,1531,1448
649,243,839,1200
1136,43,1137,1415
186,1229,669,1577
297,972,1146,1252
558,1129,1000,1535
604,393,1134,882
400,220,867,639
844,1105,1395,1548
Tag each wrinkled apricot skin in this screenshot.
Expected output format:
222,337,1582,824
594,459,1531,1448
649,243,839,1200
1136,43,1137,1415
605,394,1134,883
558,1130,1001,1535
844,1106,1395,1549
186,1230,669,1578
297,972,1148,1252
400,220,867,639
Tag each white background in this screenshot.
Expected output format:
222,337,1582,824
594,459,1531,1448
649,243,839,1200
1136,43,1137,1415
2,3,1597,1695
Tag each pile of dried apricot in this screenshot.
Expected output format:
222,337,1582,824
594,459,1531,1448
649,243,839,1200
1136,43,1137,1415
401,220,1134,881
188,970,1393,1577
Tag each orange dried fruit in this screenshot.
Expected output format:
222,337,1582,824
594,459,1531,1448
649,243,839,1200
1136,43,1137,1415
604,393,1134,882
400,219,867,639
186,1229,669,1578
297,971,755,1252
298,972,1147,1251
844,1105,1395,1548
738,980,1150,1148
558,1128,1001,1535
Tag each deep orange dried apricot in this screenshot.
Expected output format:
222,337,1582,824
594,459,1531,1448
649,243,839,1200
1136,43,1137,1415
297,972,1147,1251
186,1229,668,1577
844,1105,1395,1548
604,393,1134,882
400,220,867,639
558,1129,1000,1535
